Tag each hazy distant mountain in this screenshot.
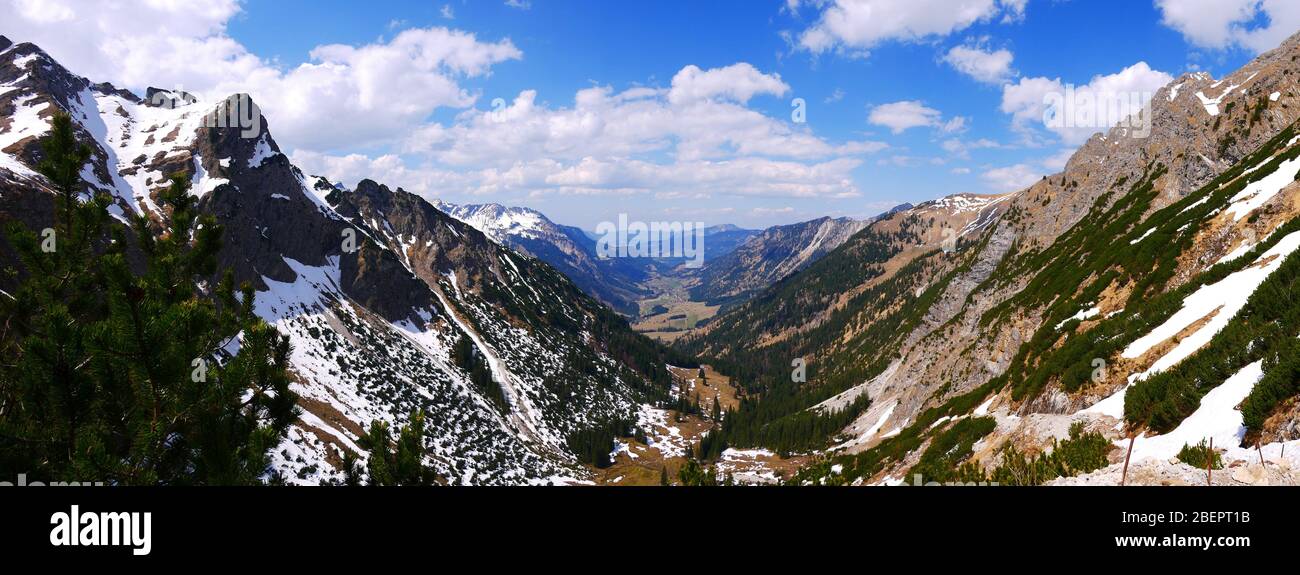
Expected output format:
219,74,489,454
687,205,914,308
431,201,652,315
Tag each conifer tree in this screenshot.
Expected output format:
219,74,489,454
677,456,718,486
359,410,438,485
38,112,92,237
0,115,298,484
341,451,363,486
0,113,107,477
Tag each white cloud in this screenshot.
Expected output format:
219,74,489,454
941,137,1001,159
794,0,1027,54
1156,0,1300,53
0,2,523,152
999,0,1028,21
299,61,885,201
441,4,455,19
12,0,75,22
407,74,884,168
294,151,868,201
943,44,1015,84
981,163,1043,192
1000,76,1062,130
879,155,945,167
253,28,521,150
2,3,885,206
1000,62,1173,144
0,0,247,89
869,101,939,133
668,63,790,105
868,100,965,134
505,0,531,9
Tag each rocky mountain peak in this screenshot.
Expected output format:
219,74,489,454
0,39,683,484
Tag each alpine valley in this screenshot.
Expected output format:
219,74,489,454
7,26,1300,487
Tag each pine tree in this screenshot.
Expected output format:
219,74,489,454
359,410,438,485
659,465,669,486
0,115,298,484
341,451,363,486
38,112,92,238
0,112,107,477
677,457,718,486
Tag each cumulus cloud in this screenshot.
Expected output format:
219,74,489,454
403,73,885,168
0,0,249,89
294,151,868,200
793,0,1027,55
667,63,790,105
0,1,522,152
943,44,1015,84
253,28,521,150
1155,0,1300,53
2,2,887,206
868,100,965,134
293,60,885,200
1000,61,1173,145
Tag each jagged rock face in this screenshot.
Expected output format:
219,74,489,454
689,216,871,306
1012,33,1300,252
193,118,352,287
0,38,674,484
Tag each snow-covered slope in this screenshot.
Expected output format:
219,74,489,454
0,37,677,485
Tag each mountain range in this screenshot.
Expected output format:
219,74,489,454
6,29,1300,486
678,30,1300,485
429,197,880,319
0,35,686,484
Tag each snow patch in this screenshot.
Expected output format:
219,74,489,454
248,133,277,168
1056,305,1100,330
1125,361,1263,464
1224,152,1300,221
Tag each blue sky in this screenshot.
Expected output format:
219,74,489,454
4,0,1294,230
